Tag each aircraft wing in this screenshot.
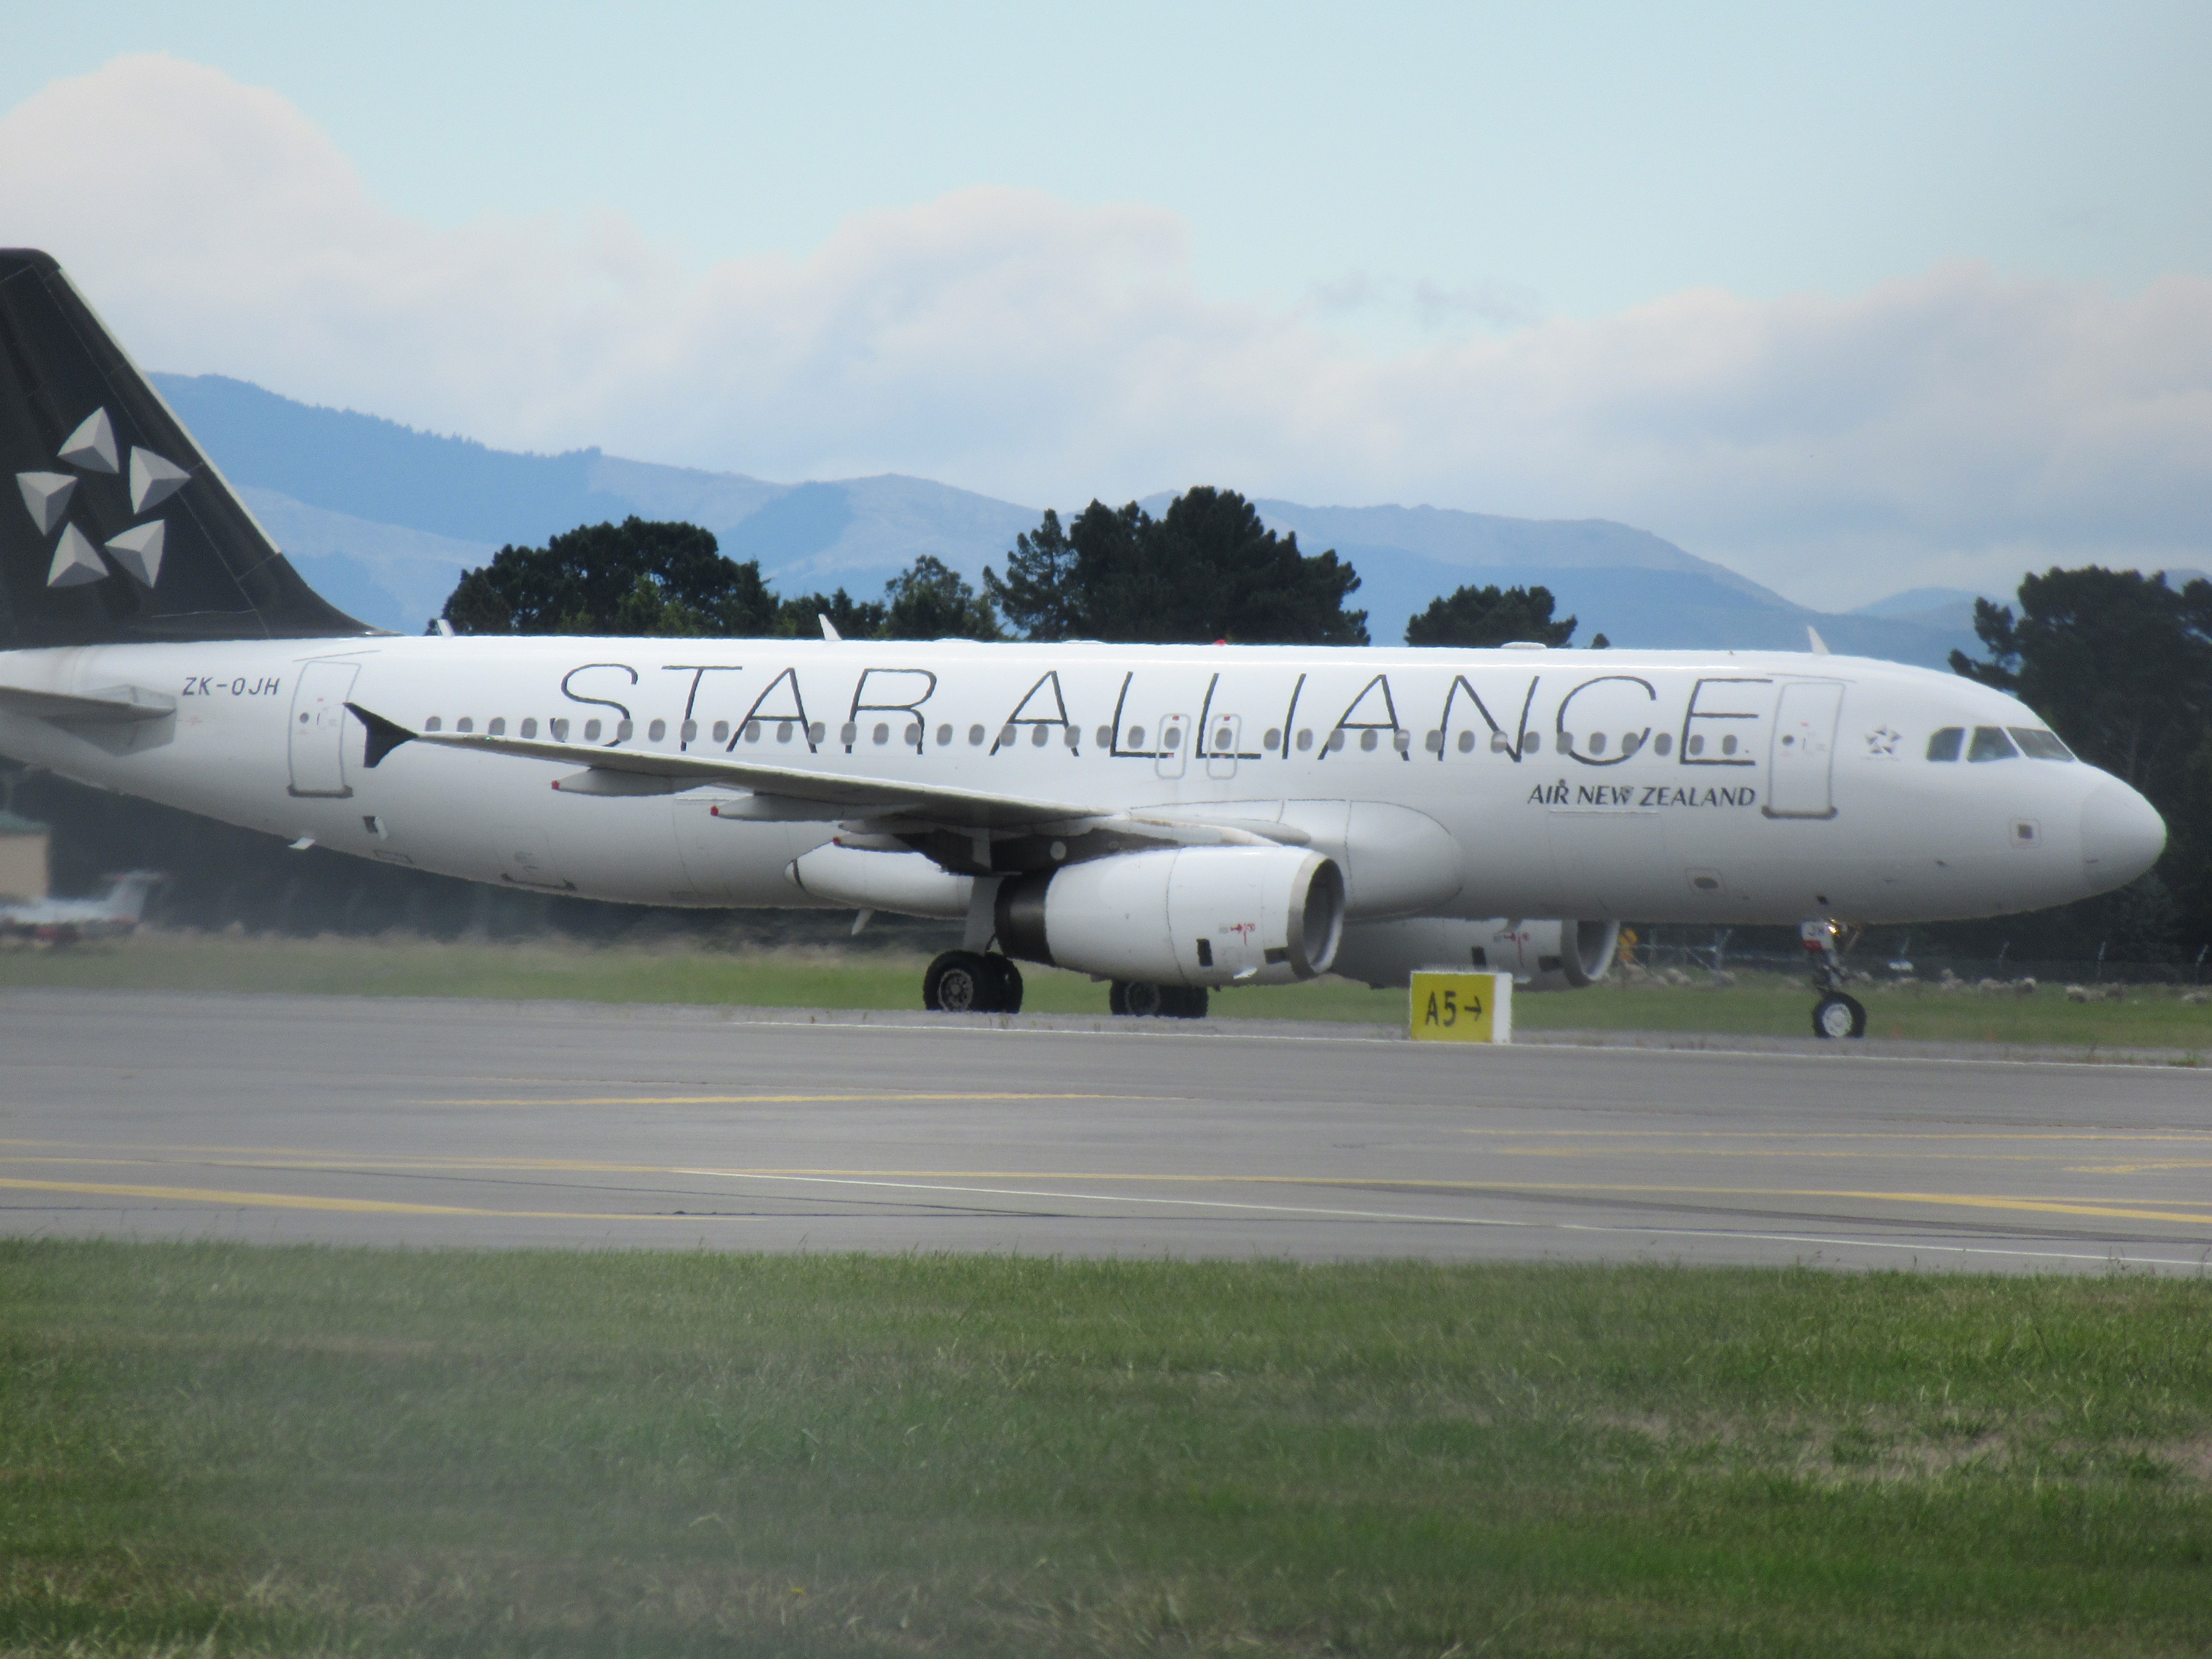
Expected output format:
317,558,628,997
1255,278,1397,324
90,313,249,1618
349,704,1099,831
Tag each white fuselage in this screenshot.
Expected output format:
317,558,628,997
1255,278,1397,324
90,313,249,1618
0,636,2163,926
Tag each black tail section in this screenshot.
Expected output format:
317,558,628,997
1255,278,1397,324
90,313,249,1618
0,250,376,649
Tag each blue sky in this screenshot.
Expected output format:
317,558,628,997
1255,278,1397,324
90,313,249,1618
13,2,2207,326
4,3,2209,605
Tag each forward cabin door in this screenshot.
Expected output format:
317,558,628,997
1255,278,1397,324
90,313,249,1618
287,660,359,798
1766,681,1844,819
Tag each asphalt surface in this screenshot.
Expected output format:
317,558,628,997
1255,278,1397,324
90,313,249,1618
3,990,2208,1272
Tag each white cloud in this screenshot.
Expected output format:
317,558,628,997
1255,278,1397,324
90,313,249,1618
4,54,2209,608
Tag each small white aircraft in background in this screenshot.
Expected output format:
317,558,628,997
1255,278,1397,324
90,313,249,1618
0,870,163,944
0,252,2170,1036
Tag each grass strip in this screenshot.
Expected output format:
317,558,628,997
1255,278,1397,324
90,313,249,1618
3,1243,2211,1656
3,931,2211,1049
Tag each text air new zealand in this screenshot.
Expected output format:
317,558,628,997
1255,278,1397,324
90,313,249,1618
0,251,2168,1036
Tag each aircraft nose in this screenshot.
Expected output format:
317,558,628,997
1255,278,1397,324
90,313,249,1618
2079,778,2166,893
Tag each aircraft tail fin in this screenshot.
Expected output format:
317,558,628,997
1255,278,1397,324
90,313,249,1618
0,250,375,650
99,870,165,923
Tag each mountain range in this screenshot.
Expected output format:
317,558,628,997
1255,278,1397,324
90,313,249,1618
153,372,1998,667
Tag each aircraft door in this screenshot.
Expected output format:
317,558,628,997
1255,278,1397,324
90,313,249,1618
1767,681,1844,819
1156,714,1190,779
287,660,359,798
1205,713,1241,780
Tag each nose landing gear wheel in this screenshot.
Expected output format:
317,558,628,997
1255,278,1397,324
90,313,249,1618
1813,992,1867,1039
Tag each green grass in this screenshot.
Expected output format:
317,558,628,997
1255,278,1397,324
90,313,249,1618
4,1244,2211,1657
5,931,2211,1049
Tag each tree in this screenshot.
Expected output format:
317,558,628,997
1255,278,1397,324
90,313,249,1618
984,487,1368,644
1950,565,2212,955
986,509,1084,642
879,555,1002,641
441,518,776,637
1405,583,1578,648
1950,568,2212,795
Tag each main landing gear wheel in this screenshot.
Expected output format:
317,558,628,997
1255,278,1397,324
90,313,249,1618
925,950,1024,1013
1812,992,1867,1040
921,951,1023,1013
1109,981,1209,1019
985,954,1024,1014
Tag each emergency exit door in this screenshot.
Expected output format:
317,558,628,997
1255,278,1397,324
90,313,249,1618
288,660,360,797
1766,680,1843,818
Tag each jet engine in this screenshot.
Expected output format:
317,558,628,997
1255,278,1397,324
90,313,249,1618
994,846,1345,987
1332,916,1621,992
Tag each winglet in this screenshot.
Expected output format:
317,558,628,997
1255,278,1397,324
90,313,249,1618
346,702,416,768
1806,625,1831,655
819,613,843,643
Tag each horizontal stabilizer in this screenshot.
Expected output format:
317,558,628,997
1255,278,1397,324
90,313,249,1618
0,681,176,724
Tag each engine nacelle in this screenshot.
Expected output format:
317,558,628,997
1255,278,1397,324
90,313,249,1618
995,846,1345,987
1332,916,1621,992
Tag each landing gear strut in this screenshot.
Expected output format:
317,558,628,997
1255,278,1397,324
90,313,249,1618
1801,920,1866,1039
1109,981,1209,1019
923,949,1025,1013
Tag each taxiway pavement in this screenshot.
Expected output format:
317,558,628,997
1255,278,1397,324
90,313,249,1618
3,990,2207,1272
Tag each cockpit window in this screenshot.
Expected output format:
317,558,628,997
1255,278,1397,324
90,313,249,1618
1926,727,1964,761
1968,726,2018,762
2009,727,2075,761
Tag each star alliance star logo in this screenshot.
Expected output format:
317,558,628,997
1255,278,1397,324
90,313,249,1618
1865,726,1901,757
15,406,187,591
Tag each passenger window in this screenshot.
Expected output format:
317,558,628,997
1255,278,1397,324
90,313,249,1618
488,718,506,736
521,719,538,739
424,716,442,732
457,717,474,733
1968,726,2017,762
2009,727,2075,761
1926,727,1964,761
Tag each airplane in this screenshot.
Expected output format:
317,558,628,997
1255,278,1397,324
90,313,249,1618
0,250,2169,1039
0,869,164,944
